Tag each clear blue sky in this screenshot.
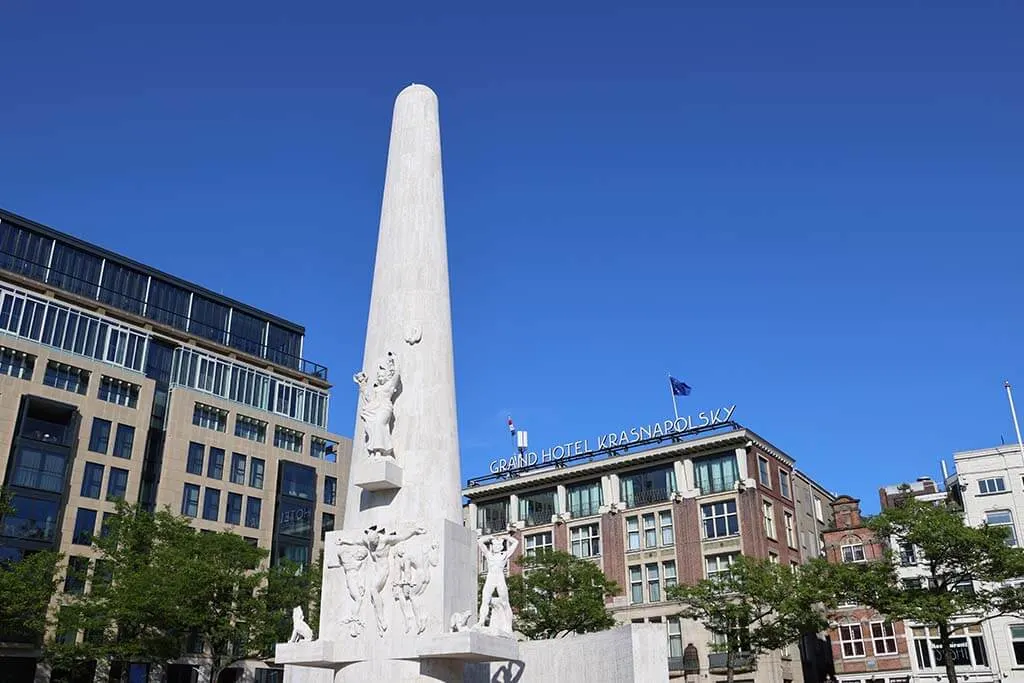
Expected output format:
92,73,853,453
2,2,1022,512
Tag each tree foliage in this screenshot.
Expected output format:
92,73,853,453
49,502,320,681
0,546,61,641
505,550,619,640
668,555,831,683
834,495,1024,683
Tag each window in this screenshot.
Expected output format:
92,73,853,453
871,621,898,655
230,453,247,485
814,497,824,522
92,559,113,592
245,497,262,529
100,512,113,538
791,560,800,574
181,484,200,517
840,623,865,658
643,513,657,548
274,426,303,453
660,510,674,546
250,457,265,489
88,418,111,454
322,512,335,539
779,471,791,499
72,508,97,545
477,500,509,534
65,556,89,595
693,452,739,494
758,456,771,487
98,376,139,408
763,501,776,539
567,480,602,517
626,516,641,550
112,424,134,459
899,542,918,566
203,488,220,521
43,360,88,394
235,414,267,443
668,619,683,659
985,510,1018,546
1010,624,1024,666
646,563,661,601
524,531,553,557
570,523,600,558
620,465,675,507
702,500,739,539
0,347,34,379
903,577,924,590
663,560,677,589
842,542,866,563
310,436,337,462
913,625,988,668
81,462,104,499
784,512,796,547
186,442,204,475
280,462,315,500
706,553,737,580
323,476,337,505
978,477,1007,495
629,566,643,604
2,494,60,541
768,551,779,564
226,493,243,525
207,447,225,479
10,446,68,493
107,467,128,500
193,403,227,432
519,489,557,527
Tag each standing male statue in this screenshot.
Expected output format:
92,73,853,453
354,351,401,460
477,536,519,632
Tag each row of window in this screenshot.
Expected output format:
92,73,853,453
0,346,35,379
190,400,333,460
173,346,328,429
72,507,114,546
0,221,306,374
756,455,792,499
838,622,992,670
187,442,265,488
81,462,128,501
0,281,149,373
88,418,135,459
629,560,678,604
41,358,141,408
181,483,262,528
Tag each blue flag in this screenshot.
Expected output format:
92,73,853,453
670,377,691,396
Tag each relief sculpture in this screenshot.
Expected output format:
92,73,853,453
354,352,401,461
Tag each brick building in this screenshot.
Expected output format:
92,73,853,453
462,421,836,681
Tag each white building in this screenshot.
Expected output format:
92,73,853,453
949,444,1024,679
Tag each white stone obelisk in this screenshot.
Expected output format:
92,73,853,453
319,83,479,682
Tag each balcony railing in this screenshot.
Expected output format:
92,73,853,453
622,487,671,508
0,247,328,380
568,501,602,518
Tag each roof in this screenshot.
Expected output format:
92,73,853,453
0,207,305,335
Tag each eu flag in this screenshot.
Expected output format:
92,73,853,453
670,377,691,396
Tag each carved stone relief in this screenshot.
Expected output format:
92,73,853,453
329,523,427,638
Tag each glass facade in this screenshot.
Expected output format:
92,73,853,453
518,489,556,527
477,500,509,535
112,424,134,459
620,465,676,507
567,480,602,517
693,452,738,495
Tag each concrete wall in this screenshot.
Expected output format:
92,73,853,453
464,624,668,683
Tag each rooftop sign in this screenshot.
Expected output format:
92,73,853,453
487,405,737,474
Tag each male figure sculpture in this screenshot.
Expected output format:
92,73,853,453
353,352,401,460
337,524,426,636
477,536,519,631
288,606,314,643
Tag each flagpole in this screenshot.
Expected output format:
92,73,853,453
1005,381,1024,466
668,375,679,421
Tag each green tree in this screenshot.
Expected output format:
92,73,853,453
667,555,831,683
49,502,318,683
0,546,61,642
838,495,1024,683
505,550,619,639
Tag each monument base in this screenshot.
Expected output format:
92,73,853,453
352,459,403,491
277,632,517,667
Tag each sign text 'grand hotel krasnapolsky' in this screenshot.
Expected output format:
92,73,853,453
488,405,737,474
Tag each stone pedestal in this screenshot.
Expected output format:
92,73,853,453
352,459,403,491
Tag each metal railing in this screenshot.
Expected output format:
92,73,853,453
0,247,328,380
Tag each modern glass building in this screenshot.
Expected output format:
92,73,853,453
0,208,351,683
